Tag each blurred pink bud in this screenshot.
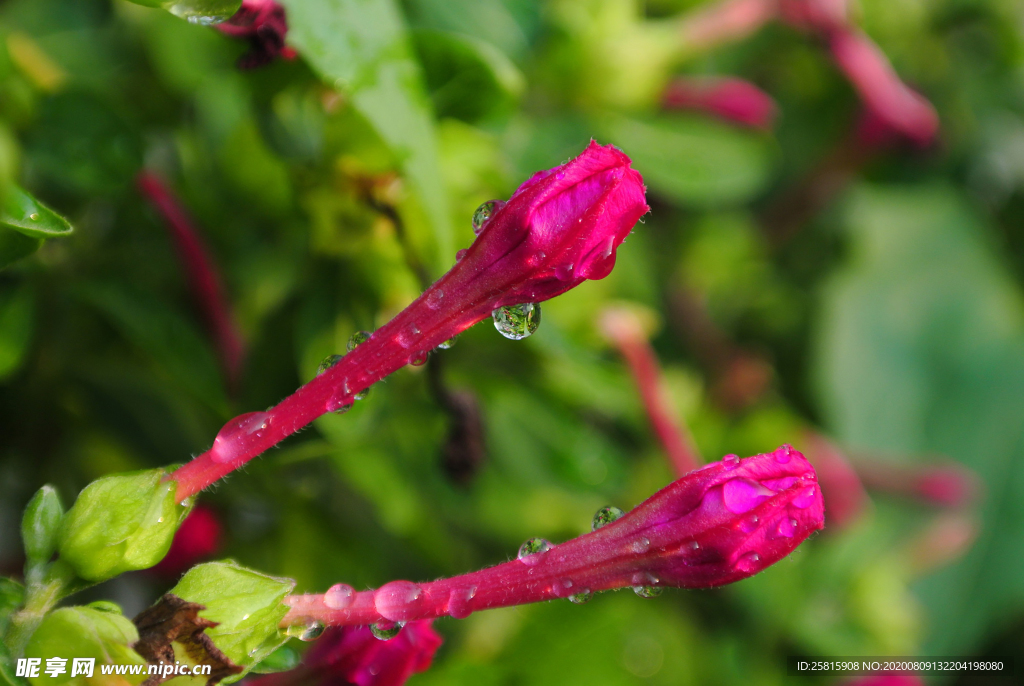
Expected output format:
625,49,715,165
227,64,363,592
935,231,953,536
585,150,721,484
829,29,939,146
282,447,824,629
252,621,442,686
150,505,222,578
662,77,778,130
777,0,848,32
217,0,296,70
856,459,980,509
802,432,868,530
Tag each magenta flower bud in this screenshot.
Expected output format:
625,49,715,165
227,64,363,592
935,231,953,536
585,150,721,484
661,77,778,130
217,0,296,70
282,447,823,629
169,141,648,501
251,621,442,686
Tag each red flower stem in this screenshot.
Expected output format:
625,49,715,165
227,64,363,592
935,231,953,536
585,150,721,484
600,307,701,476
137,172,246,391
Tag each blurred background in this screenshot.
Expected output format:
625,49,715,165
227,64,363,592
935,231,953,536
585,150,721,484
1,0,1023,683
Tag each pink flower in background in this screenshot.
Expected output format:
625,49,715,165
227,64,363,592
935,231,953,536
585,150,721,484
802,432,868,530
282,447,824,629
252,621,442,686
216,0,296,70
662,76,778,130
150,505,222,577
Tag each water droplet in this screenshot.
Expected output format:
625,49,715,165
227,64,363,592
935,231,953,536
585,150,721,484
793,486,817,509
326,398,353,414
317,354,344,376
735,551,761,573
210,412,271,463
285,621,325,642
633,585,663,598
163,0,239,25
722,478,774,514
374,581,425,622
775,445,793,464
347,331,372,352
410,351,429,366
592,505,624,531
29,213,40,221
518,537,553,564
722,454,740,469
568,590,592,604
436,335,458,350
630,537,651,554
447,586,477,619
472,200,502,235
739,514,759,533
324,583,355,610
456,249,468,261
370,621,404,641
426,290,444,310
492,303,541,340
688,541,700,551
775,518,797,538
555,263,574,281
354,385,370,401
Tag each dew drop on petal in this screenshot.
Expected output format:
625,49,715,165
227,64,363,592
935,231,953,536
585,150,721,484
735,551,761,573
775,517,797,538
776,445,793,464
793,486,817,509
317,354,344,376
592,505,624,531
472,200,501,235
492,303,541,340
324,583,355,610
347,331,372,352
555,263,574,281
518,537,552,564
568,589,592,604
633,585,663,598
210,412,271,464
722,454,740,469
630,537,651,554
722,478,774,514
370,621,404,641
739,514,759,533
285,621,325,642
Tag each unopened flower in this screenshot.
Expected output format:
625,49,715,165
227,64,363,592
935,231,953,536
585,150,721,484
251,621,442,686
662,76,778,130
216,0,296,70
282,447,823,628
169,141,648,501
150,505,222,578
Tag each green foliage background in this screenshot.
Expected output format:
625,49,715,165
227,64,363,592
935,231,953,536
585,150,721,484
2,0,1024,682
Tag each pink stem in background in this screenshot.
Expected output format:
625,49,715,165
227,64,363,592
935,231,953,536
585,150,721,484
599,307,701,476
137,172,246,392
167,142,649,502
662,76,778,130
282,447,823,628
854,458,981,508
677,0,777,53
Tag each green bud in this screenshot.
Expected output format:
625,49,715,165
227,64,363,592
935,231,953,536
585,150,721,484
169,561,295,681
21,485,64,566
58,469,192,582
24,606,147,686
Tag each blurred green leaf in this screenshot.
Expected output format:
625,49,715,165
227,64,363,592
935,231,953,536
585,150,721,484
0,282,33,377
815,184,1024,654
282,0,453,269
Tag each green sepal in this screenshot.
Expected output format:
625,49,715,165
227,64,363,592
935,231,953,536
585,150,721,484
23,606,146,686
21,486,64,567
58,469,192,582
249,645,300,674
169,561,295,683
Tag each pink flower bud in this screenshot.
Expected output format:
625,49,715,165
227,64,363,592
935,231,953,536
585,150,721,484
662,77,778,130
282,447,823,629
217,0,296,70
251,621,442,686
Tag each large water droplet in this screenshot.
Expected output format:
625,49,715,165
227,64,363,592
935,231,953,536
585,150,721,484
410,351,429,366
426,289,444,310
492,303,541,340
374,581,425,622
436,335,458,350
447,586,477,619
592,505,624,531
633,585,663,598
518,537,553,564
210,412,271,464
722,454,740,469
568,590,592,604
285,621,325,642
775,444,793,464
29,213,40,221
722,478,774,514
774,517,797,538
324,583,355,610
347,330,372,352
792,486,817,509
471,200,502,235
735,551,761,573
317,354,343,376
370,621,404,641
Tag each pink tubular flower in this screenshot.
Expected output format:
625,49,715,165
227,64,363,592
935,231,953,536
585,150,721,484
216,0,296,70
282,447,823,628
150,505,222,578
855,459,980,509
662,76,778,130
251,622,442,686
168,141,649,501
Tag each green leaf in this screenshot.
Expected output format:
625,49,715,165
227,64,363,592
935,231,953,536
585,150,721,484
249,645,299,674
0,186,72,239
169,561,295,681
0,283,34,378
814,184,1024,654
21,486,64,567
58,468,191,582
24,606,146,686
281,0,453,270
0,578,27,686
595,113,773,206
0,231,41,270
